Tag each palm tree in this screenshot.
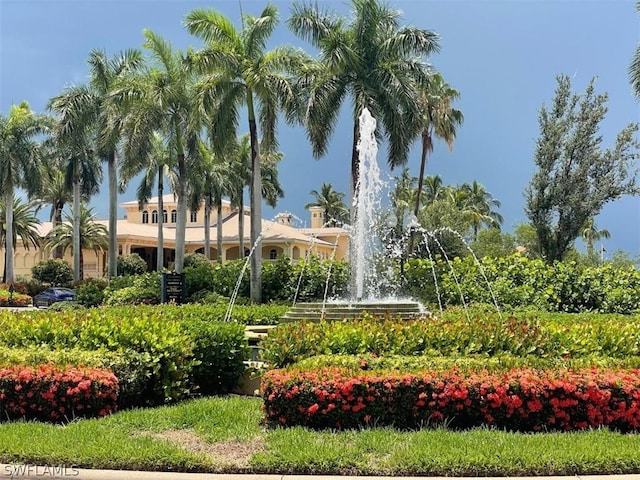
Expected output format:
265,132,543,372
47,49,143,280
581,217,611,255
288,0,440,197
0,101,48,284
422,174,446,206
227,135,285,259
45,205,108,281
120,132,177,272
34,141,96,259
0,196,42,281
113,30,201,275
44,97,102,282
189,141,231,263
630,1,640,101
185,4,308,303
35,169,71,259
228,135,252,259
456,181,503,241
260,147,286,209
305,183,349,227
413,73,463,217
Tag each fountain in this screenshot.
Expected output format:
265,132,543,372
281,108,427,322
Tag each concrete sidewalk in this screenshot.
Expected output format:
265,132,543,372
2,465,640,480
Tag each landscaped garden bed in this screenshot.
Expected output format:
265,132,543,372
1,304,640,475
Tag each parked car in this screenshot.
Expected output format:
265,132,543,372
33,287,76,308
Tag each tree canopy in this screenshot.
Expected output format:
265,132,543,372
525,75,639,263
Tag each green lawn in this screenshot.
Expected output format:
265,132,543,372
2,396,640,476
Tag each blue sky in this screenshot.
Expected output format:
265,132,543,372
1,0,639,256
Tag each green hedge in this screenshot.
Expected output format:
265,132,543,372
294,354,640,374
103,257,348,306
151,303,288,325
0,306,250,406
261,313,640,368
0,346,149,410
405,255,640,314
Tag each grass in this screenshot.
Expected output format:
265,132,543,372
2,396,640,475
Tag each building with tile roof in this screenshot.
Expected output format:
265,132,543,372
1,195,349,279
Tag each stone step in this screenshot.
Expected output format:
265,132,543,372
280,301,429,323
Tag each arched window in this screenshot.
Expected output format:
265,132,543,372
142,210,149,224
190,211,198,223
163,210,168,223
269,248,277,260
151,210,158,223
171,209,177,223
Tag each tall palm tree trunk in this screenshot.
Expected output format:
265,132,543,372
408,132,432,256
53,201,64,259
237,187,245,259
107,151,118,279
204,198,211,261
2,249,7,284
216,201,223,264
248,94,262,303
157,169,164,271
79,245,85,280
414,132,432,218
4,191,14,284
73,168,81,282
175,152,187,274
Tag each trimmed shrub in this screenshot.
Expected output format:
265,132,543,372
0,307,194,405
183,320,249,395
0,345,149,410
189,290,228,305
47,301,85,312
103,272,161,306
0,305,252,404
262,257,294,302
184,262,216,300
184,252,212,269
262,367,640,432
75,278,108,307
31,259,73,287
0,364,118,422
0,282,29,295
294,353,640,374
0,289,31,307
211,260,249,298
291,257,349,302
261,314,640,368
116,253,148,276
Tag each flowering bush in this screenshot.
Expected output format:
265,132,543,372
0,364,118,422
0,289,32,307
262,367,640,432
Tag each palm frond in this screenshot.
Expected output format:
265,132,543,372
245,3,279,59
184,8,241,48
